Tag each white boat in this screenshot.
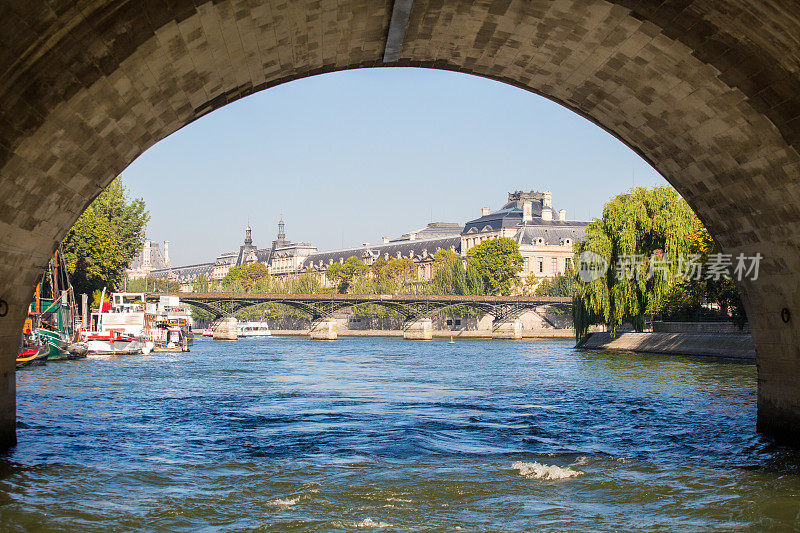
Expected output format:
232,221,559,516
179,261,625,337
84,331,148,356
82,291,195,355
237,321,272,337
82,291,153,355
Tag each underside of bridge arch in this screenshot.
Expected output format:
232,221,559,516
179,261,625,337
2,0,800,446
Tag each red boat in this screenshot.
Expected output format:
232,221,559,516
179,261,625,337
16,344,48,369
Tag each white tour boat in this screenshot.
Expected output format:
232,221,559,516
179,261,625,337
237,321,272,338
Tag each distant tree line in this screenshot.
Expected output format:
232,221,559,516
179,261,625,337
188,236,527,322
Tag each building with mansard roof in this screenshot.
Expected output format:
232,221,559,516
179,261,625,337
301,190,586,285
131,189,587,291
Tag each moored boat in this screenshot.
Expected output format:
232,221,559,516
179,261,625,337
84,331,147,356
39,328,72,360
17,332,49,369
29,247,81,361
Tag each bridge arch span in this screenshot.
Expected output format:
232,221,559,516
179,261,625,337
2,0,800,445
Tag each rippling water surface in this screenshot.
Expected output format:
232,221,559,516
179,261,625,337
4,337,800,530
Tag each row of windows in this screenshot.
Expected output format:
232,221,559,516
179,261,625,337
523,257,572,274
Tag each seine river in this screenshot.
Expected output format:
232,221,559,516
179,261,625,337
3,337,800,530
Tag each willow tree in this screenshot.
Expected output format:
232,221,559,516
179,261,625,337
573,186,701,339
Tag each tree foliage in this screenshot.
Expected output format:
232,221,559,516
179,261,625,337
92,178,150,261
193,273,210,293
572,186,701,339
62,177,149,297
656,227,747,326
221,262,270,292
378,258,417,293
326,256,369,293
466,237,523,295
127,276,180,293
533,267,576,297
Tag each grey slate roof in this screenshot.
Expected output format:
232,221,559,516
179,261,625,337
514,223,586,245
149,262,214,281
304,236,461,267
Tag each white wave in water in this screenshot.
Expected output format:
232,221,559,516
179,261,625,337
268,497,300,506
512,461,584,480
351,518,393,528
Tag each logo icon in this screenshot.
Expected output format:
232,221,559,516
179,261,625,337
578,251,608,283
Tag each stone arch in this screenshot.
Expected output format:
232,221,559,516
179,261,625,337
2,0,800,445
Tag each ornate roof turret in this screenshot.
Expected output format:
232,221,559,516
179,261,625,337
277,218,286,244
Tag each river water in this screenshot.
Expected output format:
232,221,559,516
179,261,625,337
4,337,800,530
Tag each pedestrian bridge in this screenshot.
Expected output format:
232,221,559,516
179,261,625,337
2,0,800,445
153,292,570,340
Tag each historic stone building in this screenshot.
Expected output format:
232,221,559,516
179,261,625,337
461,191,586,281
126,239,171,280
132,190,587,291
133,220,317,290
303,190,586,287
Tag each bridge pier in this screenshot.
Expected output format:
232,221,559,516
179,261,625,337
492,319,523,340
403,318,433,340
310,319,338,340
212,317,238,340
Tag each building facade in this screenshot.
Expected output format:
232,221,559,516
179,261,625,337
130,190,588,291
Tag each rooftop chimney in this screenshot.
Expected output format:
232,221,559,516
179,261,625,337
543,190,552,208
542,208,553,221
522,201,533,223
558,209,566,221
409,232,417,241
163,240,170,268
382,237,390,244
481,207,490,216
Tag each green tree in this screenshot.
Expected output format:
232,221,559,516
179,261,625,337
291,272,327,294
62,177,149,297
466,237,524,295
453,258,468,295
533,266,576,297
221,262,270,292
370,256,388,278
193,273,210,292
326,257,368,293
63,206,128,297
430,249,458,294
573,186,701,339
379,258,417,293
465,262,484,295
91,178,150,261
656,227,747,326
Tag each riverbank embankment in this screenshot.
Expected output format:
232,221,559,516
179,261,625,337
577,331,755,360
271,329,576,339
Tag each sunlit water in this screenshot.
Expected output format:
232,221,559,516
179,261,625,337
4,337,800,530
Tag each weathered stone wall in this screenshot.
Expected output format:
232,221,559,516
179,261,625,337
2,0,800,444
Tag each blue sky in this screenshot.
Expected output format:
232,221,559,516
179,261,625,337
123,67,664,266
